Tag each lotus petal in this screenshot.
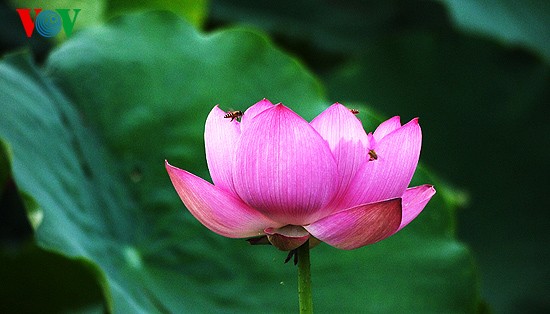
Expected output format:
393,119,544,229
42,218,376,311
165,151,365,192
240,98,274,133
310,103,369,199
305,198,402,250
232,104,338,225
204,105,241,192
166,161,281,238
265,225,310,251
373,116,401,142
337,118,421,208
397,184,436,232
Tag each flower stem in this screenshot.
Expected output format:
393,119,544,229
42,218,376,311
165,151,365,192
297,240,313,314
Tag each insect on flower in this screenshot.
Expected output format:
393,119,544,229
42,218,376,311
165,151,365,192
224,110,243,122
349,109,360,115
368,149,378,161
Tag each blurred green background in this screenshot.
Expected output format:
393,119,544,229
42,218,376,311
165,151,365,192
0,0,548,313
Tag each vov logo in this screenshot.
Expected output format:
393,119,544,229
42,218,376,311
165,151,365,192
16,8,81,38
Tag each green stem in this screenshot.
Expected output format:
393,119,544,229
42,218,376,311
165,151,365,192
297,240,313,314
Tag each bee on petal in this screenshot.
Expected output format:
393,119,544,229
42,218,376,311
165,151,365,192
368,149,378,161
224,110,243,122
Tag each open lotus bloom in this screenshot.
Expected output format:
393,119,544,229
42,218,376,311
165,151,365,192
166,99,435,251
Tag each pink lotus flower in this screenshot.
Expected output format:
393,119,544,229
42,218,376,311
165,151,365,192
166,99,435,251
